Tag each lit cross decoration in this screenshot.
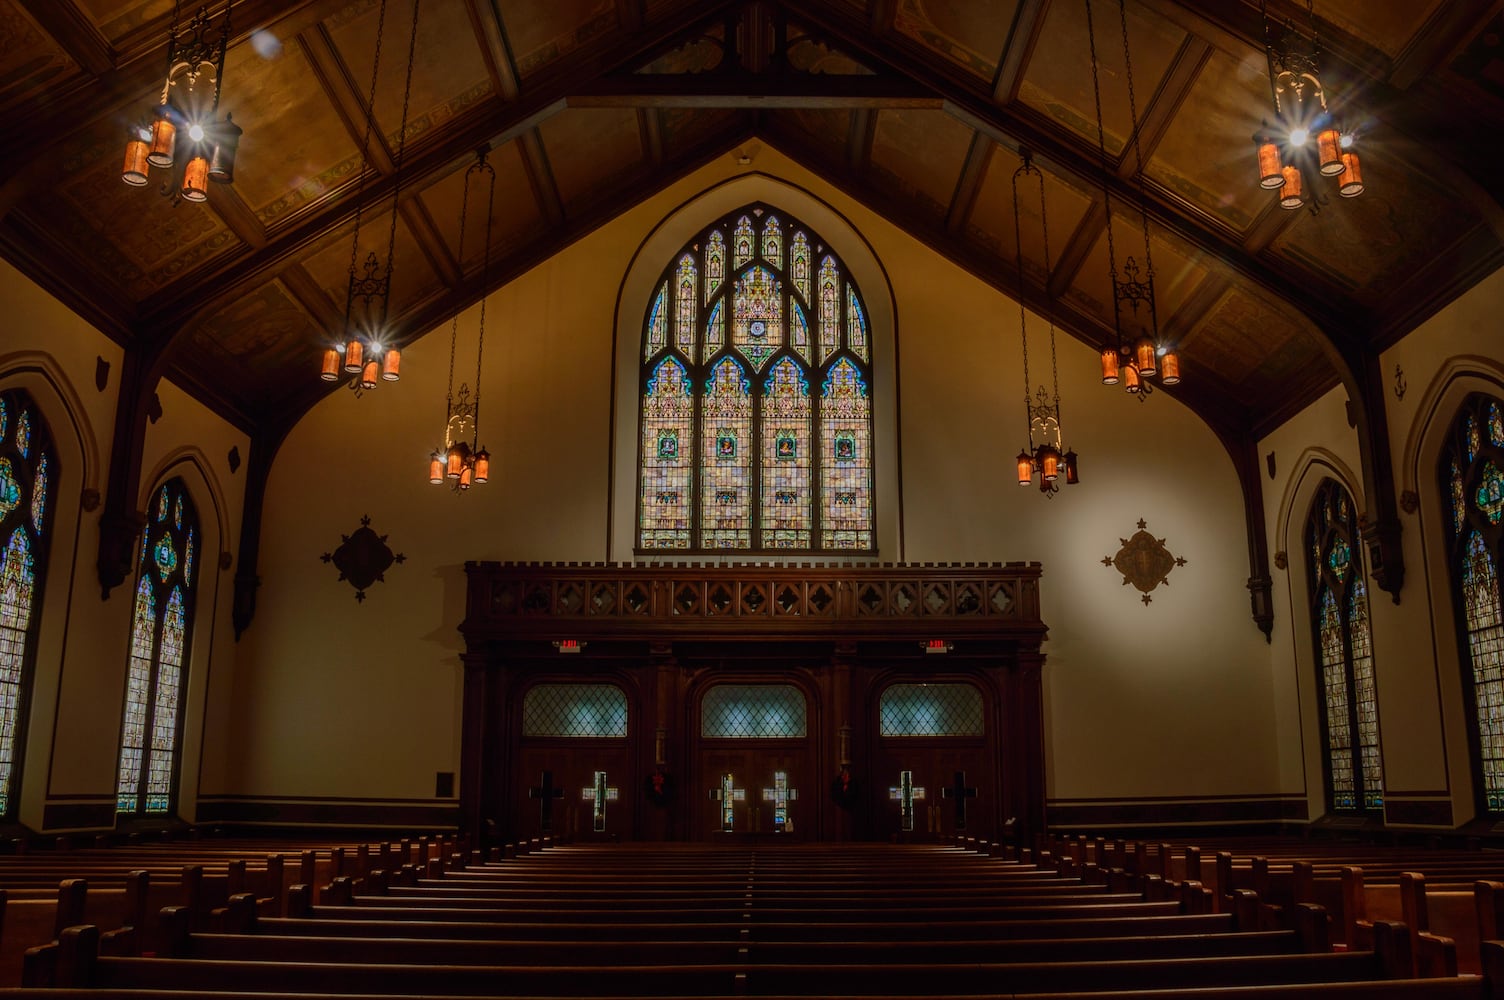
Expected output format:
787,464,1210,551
580,771,619,833
761,771,797,833
709,772,745,832
529,770,565,831
889,770,925,832
941,770,978,831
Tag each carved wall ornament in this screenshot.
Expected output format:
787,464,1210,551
1394,363,1408,401
80,487,101,512
321,514,405,602
1400,489,1419,514
1274,550,1288,570
1102,518,1188,605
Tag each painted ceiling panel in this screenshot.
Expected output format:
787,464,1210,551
301,212,439,326
499,0,618,80
869,109,974,224
1314,0,1448,59
538,108,645,207
0,1,79,116
75,0,171,41
966,143,1094,276
420,140,547,267
892,0,1020,81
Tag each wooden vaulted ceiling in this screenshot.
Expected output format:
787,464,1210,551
2,0,1502,443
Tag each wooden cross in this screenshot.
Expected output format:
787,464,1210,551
708,772,745,832
760,771,798,833
888,770,925,832
580,770,619,833
941,770,978,831
529,770,564,831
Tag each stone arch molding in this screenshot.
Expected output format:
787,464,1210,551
609,172,900,562
1399,355,1504,502
0,350,103,500
139,446,232,571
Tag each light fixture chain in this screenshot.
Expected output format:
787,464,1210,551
1117,0,1155,280
1082,0,1119,285
444,152,477,423
472,151,497,437
1033,163,1061,414
344,0,390,315
1011,157,1034,446
382,0,423,328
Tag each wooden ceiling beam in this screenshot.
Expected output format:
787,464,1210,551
519,130,566,227
1047,197,1106,299
639,109,665,166
1389,1,1500,90
568,72,942,108
466,0,521,101
994,0,1051,104
1115,35,1213,179
401,197,461,287
298,26,396,175
946,134,994,235
277,262,345,336
205,184,269,251
17,1,113,75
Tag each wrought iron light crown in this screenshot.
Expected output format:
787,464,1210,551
428,147,497,492
1253,0,1365,214
1083,0,1180,400
1011,149,1078,496
318,0,423,396
121,1,243,204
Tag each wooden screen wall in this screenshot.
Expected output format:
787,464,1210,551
460,562,1048,844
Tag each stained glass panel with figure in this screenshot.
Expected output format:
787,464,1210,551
117,478,198,818
700,358,753,549
639,358,694,549
760,358,812,548
821,359,873,550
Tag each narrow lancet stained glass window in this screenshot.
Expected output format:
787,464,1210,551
0,390,54,820
1445,394,1504,812
636,204,875,552
117,478,198,817
1305,478,1383,813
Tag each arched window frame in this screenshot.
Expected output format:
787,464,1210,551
636,203,875,553
1439,392,1504,815
116,477,199,818
1303,478,1383,814
0,389,55,821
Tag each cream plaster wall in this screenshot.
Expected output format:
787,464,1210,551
241,146,1281,809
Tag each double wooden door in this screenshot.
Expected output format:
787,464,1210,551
699,746,810,840
513,744,634,841
872,741,993,839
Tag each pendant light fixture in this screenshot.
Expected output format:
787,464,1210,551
1083,0,1180,400
318,0,422,396
1011,149,1078,495
121,1,243,204
429,147,496,492
1252,0,1365,213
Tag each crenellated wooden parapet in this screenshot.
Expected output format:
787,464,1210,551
462,561,1044,643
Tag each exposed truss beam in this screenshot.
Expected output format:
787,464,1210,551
994,0,1051,104
567,72,943,109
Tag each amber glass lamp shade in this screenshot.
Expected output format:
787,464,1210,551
1099,346,1121,385
1339,152,1364,198
1279,165,1304,210
1257,141,1284,189
1317,129,1344,176
1016,450,1034,486
319,348,340,381
122,137,150,186
473,448,490,485
343,339,363,374
1040,444,1061,481
381,348,401,381
428,453,445,485
1063,450,1079,485
1134,337,1157,378
1123,364,1142,394
206,113,242,184
180,155,210,203
148,108,177,168
360,360,379,390
458,465,473,490
1159,350,1181,385
446,443,465,479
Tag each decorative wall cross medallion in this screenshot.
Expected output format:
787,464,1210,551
1103,518,1187,605
889,770,925,832
581,770,619,833
321,514,404,601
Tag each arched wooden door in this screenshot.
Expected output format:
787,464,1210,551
870,680,996,840
512,682,635,840
694,682,813,841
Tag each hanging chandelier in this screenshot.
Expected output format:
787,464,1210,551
428,147,496,492
121,1,243,204
1084,0,1180,400
1252,0,1364,213
318,0,422,396
1011,149,1078,495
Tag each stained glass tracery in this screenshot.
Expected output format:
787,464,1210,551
1305,478,1383,813
637,204,875,552
0,390,54,819
1443,394,1504,813
117,478,198,817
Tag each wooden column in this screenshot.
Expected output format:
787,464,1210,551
1007,647,1048,845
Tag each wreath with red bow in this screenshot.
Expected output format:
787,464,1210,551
830,768,858,809
644,766,675,806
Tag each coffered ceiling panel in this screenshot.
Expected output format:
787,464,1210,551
499,0,617,81
1180,284,1328,408
891,0,1020,82
966,143,1095,276
1145,45,1273,235
419,140,547,268
869,109,973,225
1066,212,1211,333
174,278,323,413
1018,0,1185,157
75,0,171,42
538,108,645,209
0,2,78,116
1315,0,1448,59
301,213,439,325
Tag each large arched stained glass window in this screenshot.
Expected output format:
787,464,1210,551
1441,393,1504,813
117,478,198,817
1304,479,1383,813
0,389,55,819
638,204,874,552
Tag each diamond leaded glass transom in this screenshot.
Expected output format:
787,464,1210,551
880,683,984,737
522,684,628,738
701,684,807,738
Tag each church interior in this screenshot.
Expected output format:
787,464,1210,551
0,0,1503,862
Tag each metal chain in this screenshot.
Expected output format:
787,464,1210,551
1036,163,1060,415
345,0,390,314
1083,0,1119,287
443,155,476,424
380,0,423,330
1011,158,1034,445
1117,0,1154,282
472,150,496,438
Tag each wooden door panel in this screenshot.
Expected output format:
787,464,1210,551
515,745,634,840
874,742,992,839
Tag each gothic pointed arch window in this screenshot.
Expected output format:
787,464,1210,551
0,389,55,820
117,478,199,817
638,204,874,552
1304,478,1383,813
1440,393,1504,813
